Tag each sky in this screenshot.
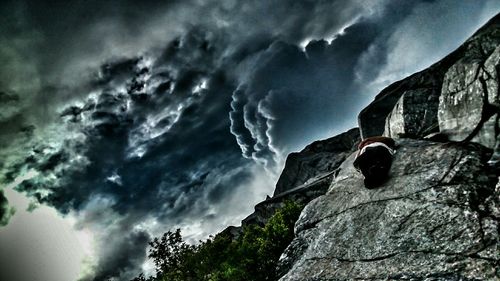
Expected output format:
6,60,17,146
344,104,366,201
0,1,499,280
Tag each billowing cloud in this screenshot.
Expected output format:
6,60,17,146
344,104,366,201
1,0,499,280
229,22,383,168
1,28,276,279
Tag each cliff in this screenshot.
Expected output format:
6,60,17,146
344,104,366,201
358,13,500,144
279,139,499,280
275,13,500,280
200,13,500,281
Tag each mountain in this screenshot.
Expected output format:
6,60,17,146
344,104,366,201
239,13,500,280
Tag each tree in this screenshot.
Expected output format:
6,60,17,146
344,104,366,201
148,229,198,280
132,201,303,281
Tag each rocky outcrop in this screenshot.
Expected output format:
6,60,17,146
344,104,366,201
438,44,500,148
359,57,447,139
274,128,360,196
276,14,500,281
239,128,360,228
279,140,499,280
383,88,440,139
223,13,500,281
360,13,500,144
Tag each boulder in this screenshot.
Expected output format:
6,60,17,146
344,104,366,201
279,139,499,280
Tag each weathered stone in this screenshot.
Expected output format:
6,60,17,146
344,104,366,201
228,14,500,281
484,46,500,107
383,93,405,138
438,60,486,142
360,13,500,140
473,113,498,148
236,128,359,242
273,128,360,196
483,46,500,165
438,44,500,150
489,140,500,166
384,89,439,138
219,225,243,240
279,139,499,281
359,70,443,139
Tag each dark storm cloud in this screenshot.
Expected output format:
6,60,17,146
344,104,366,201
230,35,375,167
0,0,377,105
87,229,150,281
1,6,379,274
0,91,20,122
5,28,269,279
228,2,424,167
1,0,500,280
0,191,14,226
1,0,183,82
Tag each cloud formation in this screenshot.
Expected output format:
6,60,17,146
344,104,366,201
229,22,384,168
1,28,274,280
0,0,499,280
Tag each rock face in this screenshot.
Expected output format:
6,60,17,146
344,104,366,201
227,13,500,280
240,128,360,228
360,13,500,147
275,14,500,281
438,44,500,148
359,58,447,139
384,88,440,139
279,140,499,280
274,128,360,196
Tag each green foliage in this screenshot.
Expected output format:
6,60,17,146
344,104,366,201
131,201,303,281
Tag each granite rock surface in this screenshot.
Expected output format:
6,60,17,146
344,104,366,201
279,140,499,280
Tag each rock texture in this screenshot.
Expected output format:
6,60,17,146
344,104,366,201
360,13,500,144
438,41,500,149
384,88,439,139
274,128,360,196
275,14,500,281
279,140,499,280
